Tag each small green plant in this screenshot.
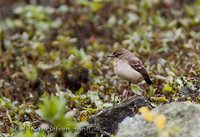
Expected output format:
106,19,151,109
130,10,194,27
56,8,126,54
36,94,87,136
13,5,62,31
16,128,44,137
21,66,38,82
163,83,175,94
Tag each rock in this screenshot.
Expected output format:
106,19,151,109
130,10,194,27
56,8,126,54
78,126,110,137
78,96,153,137
116,102,200,137
178,86,197,101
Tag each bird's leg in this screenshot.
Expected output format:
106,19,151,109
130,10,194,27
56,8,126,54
122,81,132,101
128,81,131,91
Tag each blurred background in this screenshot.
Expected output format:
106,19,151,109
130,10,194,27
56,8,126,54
0,0,199,135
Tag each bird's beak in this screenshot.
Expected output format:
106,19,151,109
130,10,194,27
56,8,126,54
107,55,115,58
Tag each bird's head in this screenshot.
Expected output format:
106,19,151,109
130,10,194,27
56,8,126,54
107,48,129,58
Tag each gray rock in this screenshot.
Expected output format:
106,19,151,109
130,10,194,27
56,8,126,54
88,96,153,134
78,97,153,137
116,102,200,137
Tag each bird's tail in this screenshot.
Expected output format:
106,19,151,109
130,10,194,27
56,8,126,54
143,75,153,85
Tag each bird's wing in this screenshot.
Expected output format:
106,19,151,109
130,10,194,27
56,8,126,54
128,57,148,75
128,57,153,85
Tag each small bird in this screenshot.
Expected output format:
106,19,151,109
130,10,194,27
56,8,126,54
108,48,153,90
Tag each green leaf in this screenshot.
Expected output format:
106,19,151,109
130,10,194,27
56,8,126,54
148,86,155,97
151,97,169,103
21,66,38,82
90,2,103,11
163,83,174,94
131,85,143,95
77,49,86,60
32,42,45,56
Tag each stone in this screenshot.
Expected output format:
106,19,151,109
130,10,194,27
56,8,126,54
78,96,153,137
116,102,200,137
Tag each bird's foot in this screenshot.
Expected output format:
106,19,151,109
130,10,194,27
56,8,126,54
122,89,137,102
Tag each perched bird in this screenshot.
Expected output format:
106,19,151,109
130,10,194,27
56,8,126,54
108,48,153,89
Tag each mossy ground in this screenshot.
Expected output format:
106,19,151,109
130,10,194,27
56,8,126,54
0,0,199,136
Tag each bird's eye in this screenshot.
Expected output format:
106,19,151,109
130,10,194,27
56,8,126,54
113,51,120,57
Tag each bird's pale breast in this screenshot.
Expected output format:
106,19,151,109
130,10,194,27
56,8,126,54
114,59,142,83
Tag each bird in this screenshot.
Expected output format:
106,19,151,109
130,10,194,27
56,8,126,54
108,48,153,92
